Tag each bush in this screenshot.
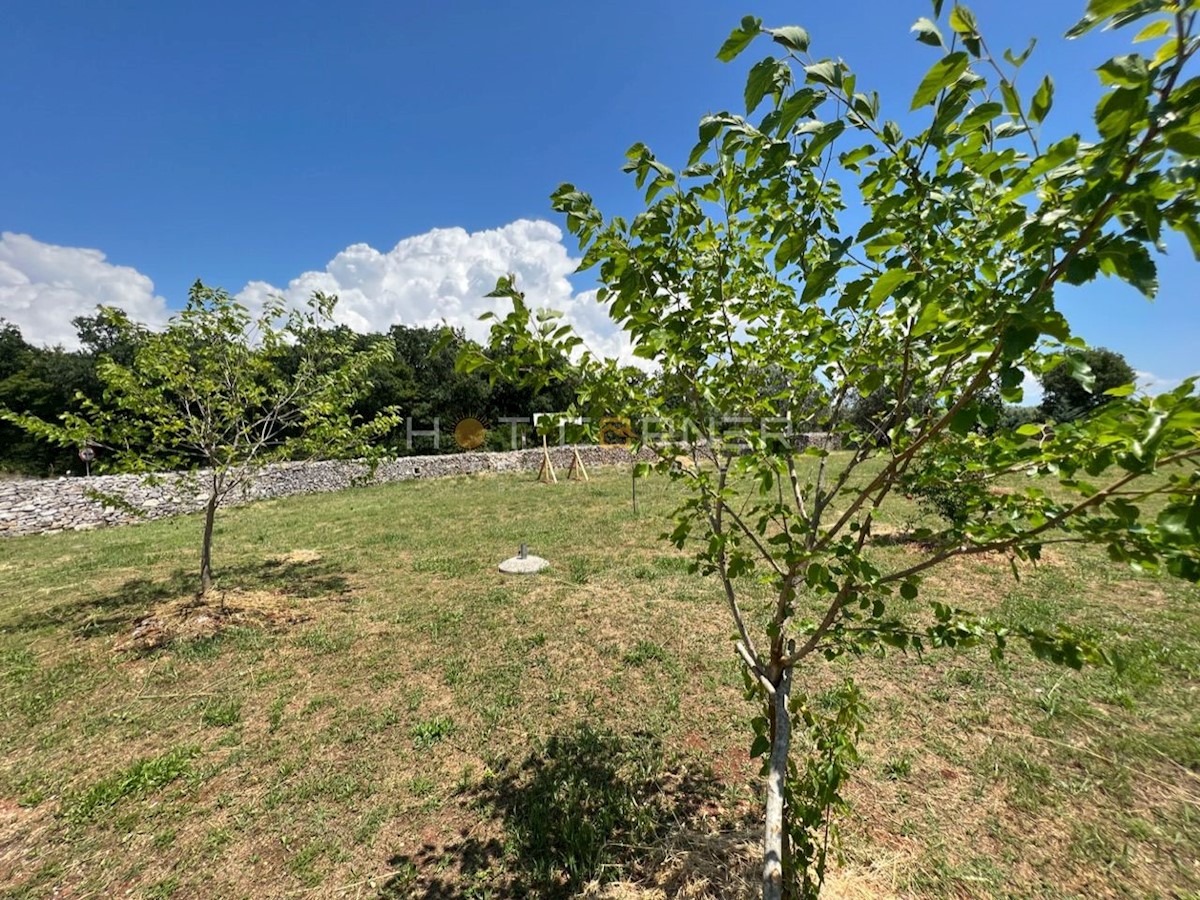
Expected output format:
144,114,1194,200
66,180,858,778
907,474,988,528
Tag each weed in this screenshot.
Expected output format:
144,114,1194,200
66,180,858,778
295,626,353,655
411,716,454,750
68,745,198,823
268,694,288,732
146,875,180,899
622,639,677,673
409,775,437,797
201,698,242,728
882,753,913,781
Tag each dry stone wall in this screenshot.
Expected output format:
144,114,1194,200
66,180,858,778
0,434,839,538
0,446,649,538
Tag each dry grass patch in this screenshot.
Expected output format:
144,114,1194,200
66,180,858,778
112,588,319,653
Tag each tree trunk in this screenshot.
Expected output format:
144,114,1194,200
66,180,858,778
763,665,794,900
199,490,218,598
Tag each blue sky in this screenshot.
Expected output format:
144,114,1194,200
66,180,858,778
1,0,1195,388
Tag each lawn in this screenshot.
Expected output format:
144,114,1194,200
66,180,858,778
0,459,1197,899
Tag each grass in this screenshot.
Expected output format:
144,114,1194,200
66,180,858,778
66,745,198,824
0,458,1197,898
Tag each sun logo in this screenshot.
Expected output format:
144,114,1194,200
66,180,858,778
599,416,634,448
452,416,487,450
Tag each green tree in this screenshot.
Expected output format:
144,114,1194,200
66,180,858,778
0,320,30,381
0,321,103,476
463,2,1200,897
1040,345,1137,421
72,308,148,367
997,403,1042,431
2,282,399,596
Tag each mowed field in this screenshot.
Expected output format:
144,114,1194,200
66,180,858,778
0,458,1197,899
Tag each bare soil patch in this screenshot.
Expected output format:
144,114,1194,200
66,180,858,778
0,799,52,887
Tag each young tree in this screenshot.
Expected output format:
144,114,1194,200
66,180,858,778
464,2,1199,896
2,282,399,596
1040,345,1137,421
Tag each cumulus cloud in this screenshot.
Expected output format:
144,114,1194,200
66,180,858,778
1019,369,1044,406
0,232,169,349
235,219,643,365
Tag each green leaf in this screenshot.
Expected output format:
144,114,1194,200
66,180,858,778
767,25,809,53
869,268,915,305
900,581,919,600
911,299,944,337
1103,382,1136,397
1099,241,1158,297
948,5,982,55
839,143,877,169
745,58,790,114
1004,38,1038,67
805,60,840,87
1150,35,1181,70
995,121,1028,138
1174,217,1200,260
948,4,977,34
1000,80,1022,117
774,88,822,137
1030,76,1054,124
1094,86,1146,139
1065,255,1101,285
1097,54,1149,87
911,52,969,110
717,16,763,62
1065,354,1096,393
960,101,1003,132
1158,498,1200,539
1132,19,1170,42
911,17,945,48
750,732,771,758
1067,0,1153,38
1166,130,1200,157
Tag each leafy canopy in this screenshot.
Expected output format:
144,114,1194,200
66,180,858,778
1040,345,1137,422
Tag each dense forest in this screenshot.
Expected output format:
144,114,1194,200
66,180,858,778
0,314,582,477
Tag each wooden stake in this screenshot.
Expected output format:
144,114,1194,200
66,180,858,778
537,435,557,484
567,447,589,481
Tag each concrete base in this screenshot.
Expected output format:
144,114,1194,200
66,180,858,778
498,554,550,574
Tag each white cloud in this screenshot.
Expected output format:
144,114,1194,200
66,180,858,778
1136,370,1195,396
1019,369,1044,406
235,219,643,365
0,232,169,349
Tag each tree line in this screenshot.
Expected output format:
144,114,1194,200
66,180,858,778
0,308,582,477
1,304,1138,478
